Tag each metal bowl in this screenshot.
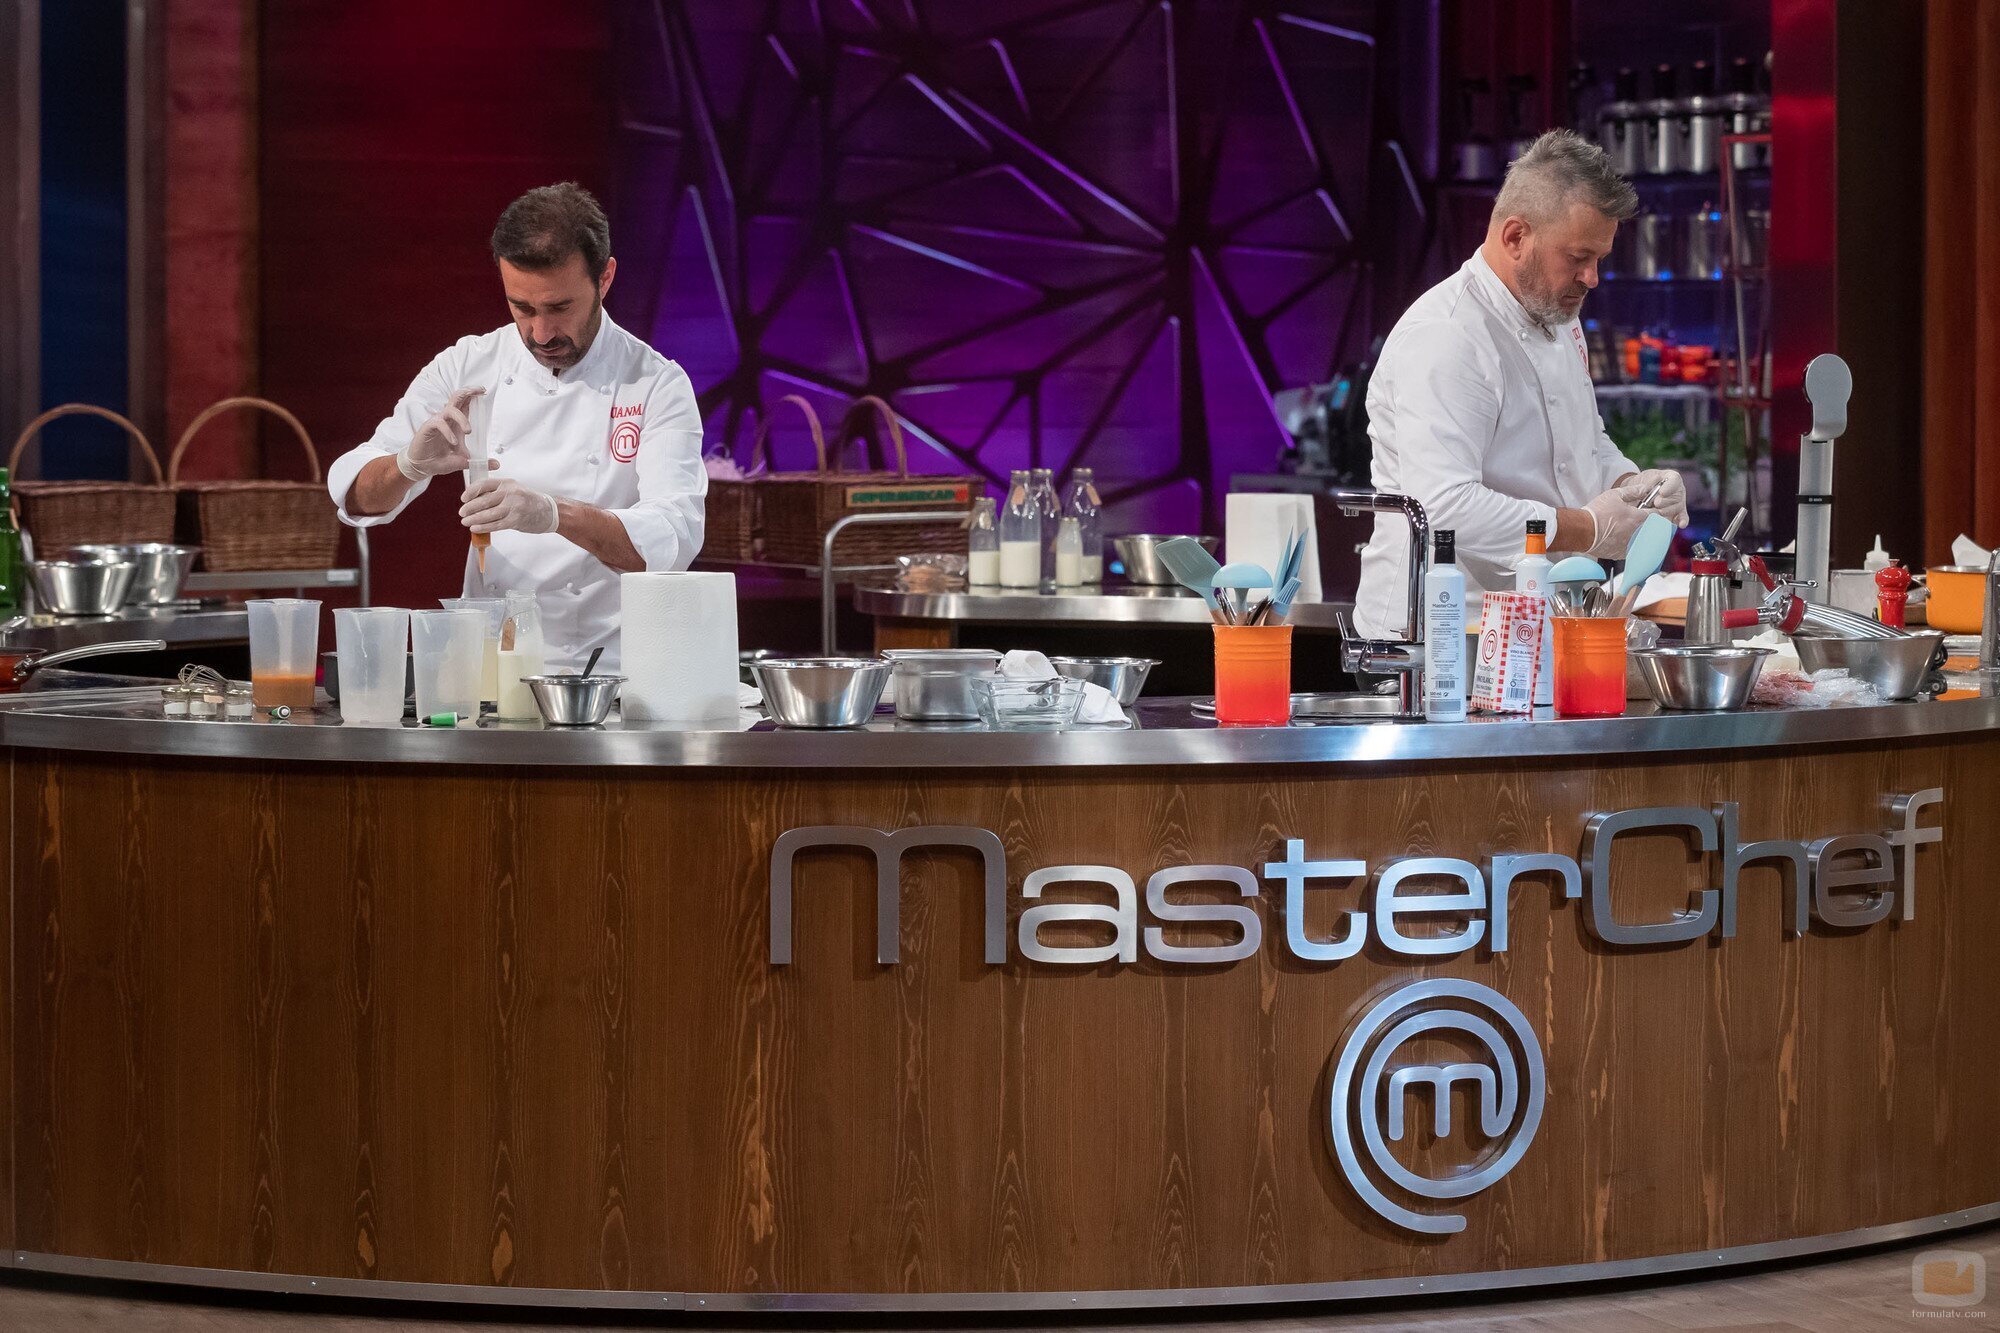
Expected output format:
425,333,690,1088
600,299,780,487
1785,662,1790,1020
751,656,891,728
29,559,139,616
521,674,625,726
1631,645,1775,711
883,648,1004,721
65,543,199,605
1049,655,1159,706
1112,534,1218,586
1793,631,1946,701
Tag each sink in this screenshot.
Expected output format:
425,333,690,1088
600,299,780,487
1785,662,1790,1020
1289,691,1412,721
1188,691,1412,722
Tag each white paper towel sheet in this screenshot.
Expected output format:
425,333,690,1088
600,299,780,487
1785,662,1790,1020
1225,493,1322,601
621,571,741,723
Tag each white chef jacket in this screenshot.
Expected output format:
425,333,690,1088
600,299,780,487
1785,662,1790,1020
327,313,706,670
1352,252,1637,638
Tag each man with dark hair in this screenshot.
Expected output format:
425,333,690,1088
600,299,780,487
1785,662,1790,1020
327,181,704,669
1354,130,1685,638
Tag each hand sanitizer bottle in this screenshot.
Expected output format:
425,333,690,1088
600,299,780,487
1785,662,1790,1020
1424,530,1467,722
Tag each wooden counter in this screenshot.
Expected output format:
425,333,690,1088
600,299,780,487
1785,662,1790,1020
0,693,1995,1311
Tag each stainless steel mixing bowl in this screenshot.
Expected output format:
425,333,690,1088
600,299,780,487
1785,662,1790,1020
751,657,892,728
29,559,139,616
1111,534,1218,586
1630,645,1775,710
66,543,199,605
521,674,625,726
1793,631,1946,701
1049,655,1159,705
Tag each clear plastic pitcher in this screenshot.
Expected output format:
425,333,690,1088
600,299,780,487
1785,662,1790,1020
441,596,507,705
246,598,321,710
332,607,409,725
411,608,484,720
497,591,546,720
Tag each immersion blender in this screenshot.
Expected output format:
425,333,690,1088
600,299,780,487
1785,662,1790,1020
463,387,493,575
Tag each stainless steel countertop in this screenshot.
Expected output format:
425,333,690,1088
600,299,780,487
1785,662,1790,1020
0,605,248,651
0,683,1994,769
855,583,1354,628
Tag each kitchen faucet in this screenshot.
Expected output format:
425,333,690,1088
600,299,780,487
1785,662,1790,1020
1329,489,1429,718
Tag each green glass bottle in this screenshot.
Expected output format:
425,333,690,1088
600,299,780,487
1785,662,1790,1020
0,467,22,616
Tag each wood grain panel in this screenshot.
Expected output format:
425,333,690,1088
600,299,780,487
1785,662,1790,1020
4,736,1996,1300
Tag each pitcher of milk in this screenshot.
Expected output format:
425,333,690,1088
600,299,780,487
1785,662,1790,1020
497,591,547,720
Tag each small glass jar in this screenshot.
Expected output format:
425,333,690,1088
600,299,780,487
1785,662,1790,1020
160,684,192,718
187,689,222,720
224,684,255,720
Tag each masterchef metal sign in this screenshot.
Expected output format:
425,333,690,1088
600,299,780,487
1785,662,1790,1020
769,791,1944,1235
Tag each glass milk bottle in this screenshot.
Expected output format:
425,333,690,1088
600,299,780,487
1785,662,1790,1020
1054,517,1083,587
999,470,1041,588
1062,468,1103,584
1030,467,1061,587
966,496,1000,587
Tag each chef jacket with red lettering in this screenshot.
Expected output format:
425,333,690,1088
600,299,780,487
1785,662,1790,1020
326,312,706,670
1353,252,1637,639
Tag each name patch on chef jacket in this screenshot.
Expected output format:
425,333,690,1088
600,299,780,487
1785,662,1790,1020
610,404,642,462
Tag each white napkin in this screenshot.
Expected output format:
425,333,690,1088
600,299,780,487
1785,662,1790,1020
1952,534,1994,566
737,682,762,709
999,649,1126,724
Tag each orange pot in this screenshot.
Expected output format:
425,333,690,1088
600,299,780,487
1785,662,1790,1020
1924,566,1989,634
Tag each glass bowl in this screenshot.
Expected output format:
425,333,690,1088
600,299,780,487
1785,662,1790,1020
971,674,1086,729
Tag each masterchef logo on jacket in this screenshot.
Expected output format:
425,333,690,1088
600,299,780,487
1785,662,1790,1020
609,403,643,463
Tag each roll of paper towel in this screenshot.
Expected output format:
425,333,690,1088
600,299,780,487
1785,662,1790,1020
621,571,740,723
1226,493,1321,601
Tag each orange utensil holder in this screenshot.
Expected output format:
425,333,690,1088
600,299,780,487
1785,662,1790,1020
1213,623,1293,724
1553,617,1628,717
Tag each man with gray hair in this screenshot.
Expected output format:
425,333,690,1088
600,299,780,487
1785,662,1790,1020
1353,129,1687,638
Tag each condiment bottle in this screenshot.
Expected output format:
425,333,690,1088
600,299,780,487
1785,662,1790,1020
1874,561,1912,629
1863,534,1892,574
1515,519,1554,706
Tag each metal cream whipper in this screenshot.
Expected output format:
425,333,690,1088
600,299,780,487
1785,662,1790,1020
1795,353,1852,605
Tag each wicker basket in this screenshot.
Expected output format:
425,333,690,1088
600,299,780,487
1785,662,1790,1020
757,395,975,569
705,394,826,564
6,404,177,551
168,397,340,572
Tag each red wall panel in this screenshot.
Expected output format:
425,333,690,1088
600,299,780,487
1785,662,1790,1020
259,0,611,609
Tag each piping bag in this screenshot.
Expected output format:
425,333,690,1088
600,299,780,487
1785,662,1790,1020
463,387,493,575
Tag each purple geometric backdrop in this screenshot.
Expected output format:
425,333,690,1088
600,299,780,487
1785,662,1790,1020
608,0,1414,533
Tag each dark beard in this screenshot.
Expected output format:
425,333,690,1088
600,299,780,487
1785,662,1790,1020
526,292,603,374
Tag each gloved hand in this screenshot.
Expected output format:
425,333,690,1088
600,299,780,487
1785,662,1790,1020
1581,486,1653,559
460,478,560,535
1616,468,1691,526
396,386,486,480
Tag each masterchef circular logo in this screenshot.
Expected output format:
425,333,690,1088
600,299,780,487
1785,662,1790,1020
610,419,641,463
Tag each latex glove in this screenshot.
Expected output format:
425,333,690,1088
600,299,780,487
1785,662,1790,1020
1581,486,1653,559
460,478,559,535
396,386,485,480
1616,468,1691,526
